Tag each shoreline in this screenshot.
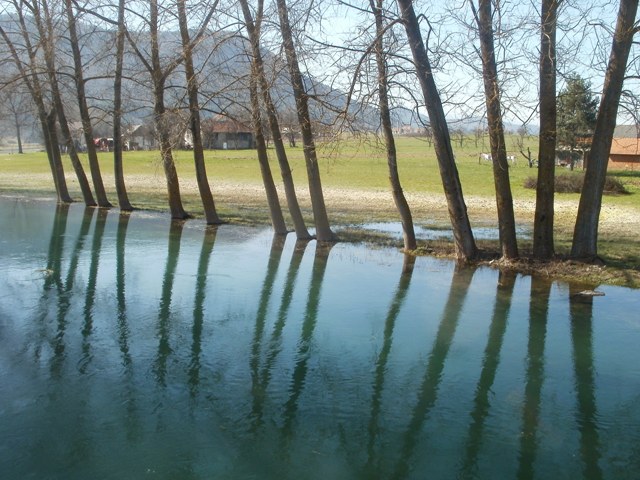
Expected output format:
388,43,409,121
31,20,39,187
2,184,639,289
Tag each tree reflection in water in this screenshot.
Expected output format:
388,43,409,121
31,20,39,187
153,220,184,387
188,225,218,398
518,276,551,480
570,286,603,480
1,200,636,479
462,271,516,478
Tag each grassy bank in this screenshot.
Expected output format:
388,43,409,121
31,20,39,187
1,135,639,287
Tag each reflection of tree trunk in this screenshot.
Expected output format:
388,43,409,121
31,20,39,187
394,266,476,478
50,207,94,378
461,271,515,477
373,0,416,252
533,0,558,259
274,0,336,242
249,72,288,234
154,221,184,387
259,240,310,401
250,235,287,428
282,242,333,437
396,0,477,261
44,203,71,292
572,0,638,259
473,0,518,259
113,0,133,211
116,212,132,369
517,276,551,480
189,226,218,397
569,287,603,480
365,254,415,476
79,209,108,374
177,0,222,225
65,0,111,208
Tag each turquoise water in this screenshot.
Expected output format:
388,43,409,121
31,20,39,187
0,197,638,479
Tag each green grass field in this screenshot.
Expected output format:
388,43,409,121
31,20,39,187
2,134,639,214
2,134,639,199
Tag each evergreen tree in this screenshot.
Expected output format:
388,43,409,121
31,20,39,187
557,76,599,152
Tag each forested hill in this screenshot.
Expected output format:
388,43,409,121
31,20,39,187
0,13,380,136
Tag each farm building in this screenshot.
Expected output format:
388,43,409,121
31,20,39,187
609,125,640,170
609,137,640,170
202,115,255,150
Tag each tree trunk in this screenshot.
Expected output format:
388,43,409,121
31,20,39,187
274,0,336,242
37,0,96,206
153,89,188,220
239,0,312,240
113,0,133,211
572,0,638,259
249,70,289,234
176,0,222,224
474,0,518,259
373,0,416,251
533,0,559,259
45,109,73,203
1,13,71,202
396,0,477,261
149,0,188,220
51,80,96,207
14,114,23,154
65,0,111,208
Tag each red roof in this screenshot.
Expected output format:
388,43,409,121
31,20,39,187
203,115,252,134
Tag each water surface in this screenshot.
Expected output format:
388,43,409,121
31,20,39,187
0,197,638,479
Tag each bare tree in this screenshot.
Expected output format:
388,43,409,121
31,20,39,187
127,0,188,219
396,0,477,261
176,0,222,224
274,0,336,242
370,0,416,251
248,67,289,234
0,2,72,202
33,0,96,206
238,0,312,239
572,0,639,259
0,79,32,154
113,0,133,210
64,0,111,207
533,0,560,259
470,0,518,259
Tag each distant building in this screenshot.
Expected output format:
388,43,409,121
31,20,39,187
126,124,156,150
202,115,255,150
610,125,640,170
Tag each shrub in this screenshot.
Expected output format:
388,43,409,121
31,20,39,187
603,176,629,194
555,173,584,193
524,173,629,194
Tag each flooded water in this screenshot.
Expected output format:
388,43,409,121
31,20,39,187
0,197,639,479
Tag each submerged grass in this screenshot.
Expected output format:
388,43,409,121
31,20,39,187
1,134,639,287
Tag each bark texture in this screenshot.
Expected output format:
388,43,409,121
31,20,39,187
533,0,559,259
397,0,477,261
572,0,638,259
474,0,518,259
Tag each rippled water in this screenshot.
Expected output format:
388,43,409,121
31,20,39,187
0,197,638,479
